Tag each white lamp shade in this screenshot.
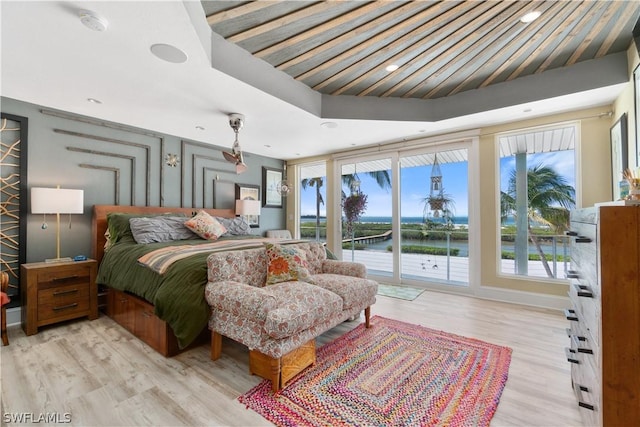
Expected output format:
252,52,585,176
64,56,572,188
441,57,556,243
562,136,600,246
31,187,84,214
235,199,261,216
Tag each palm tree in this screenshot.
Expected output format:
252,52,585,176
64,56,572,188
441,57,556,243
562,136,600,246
342,171,391,193
501,163,575,278
301,177,324,241
302,169,392,241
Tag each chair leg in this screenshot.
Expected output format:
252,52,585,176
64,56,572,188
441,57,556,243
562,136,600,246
365,306,371,328
270,357,282,392
210,331,222,360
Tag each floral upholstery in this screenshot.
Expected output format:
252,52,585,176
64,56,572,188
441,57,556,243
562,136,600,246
306,274,378,310
204,242,378,359
207,247,268,287
263,282,342,338
321,259,367,278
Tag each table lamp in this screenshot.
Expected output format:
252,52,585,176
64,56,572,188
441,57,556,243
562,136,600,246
31,186,84,263
235,199,260,225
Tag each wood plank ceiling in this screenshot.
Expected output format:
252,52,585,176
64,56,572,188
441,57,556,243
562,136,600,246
202,1,640,100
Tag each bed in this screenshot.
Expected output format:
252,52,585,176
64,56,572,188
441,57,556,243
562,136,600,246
92,205,277,356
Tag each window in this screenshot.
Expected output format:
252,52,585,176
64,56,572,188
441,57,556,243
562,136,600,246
334,140,473,288
299,162,327,242
498,124,577,280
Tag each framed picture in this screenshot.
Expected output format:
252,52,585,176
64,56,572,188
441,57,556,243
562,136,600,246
635,64,640,167
610,113,628,200
235,183,260,227
262,167,283,208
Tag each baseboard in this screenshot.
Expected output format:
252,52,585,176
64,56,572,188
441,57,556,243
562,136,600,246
6,307,21,327
473,286,568,312
374,275,569,312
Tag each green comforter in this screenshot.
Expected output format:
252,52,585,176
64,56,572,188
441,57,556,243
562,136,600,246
96,236,260,349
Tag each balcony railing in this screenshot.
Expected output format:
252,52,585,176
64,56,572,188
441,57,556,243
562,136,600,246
301,221,571,281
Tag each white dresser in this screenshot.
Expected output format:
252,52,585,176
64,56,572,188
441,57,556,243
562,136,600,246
566,205,640,426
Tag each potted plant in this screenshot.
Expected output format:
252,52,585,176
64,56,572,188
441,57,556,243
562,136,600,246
343,192,368,237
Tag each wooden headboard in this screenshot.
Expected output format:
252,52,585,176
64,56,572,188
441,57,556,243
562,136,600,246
92,205,235,264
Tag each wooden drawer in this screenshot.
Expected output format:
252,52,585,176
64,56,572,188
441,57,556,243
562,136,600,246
567,314,600,368
571,361,600,427
568,222,599,295
106,288,175,356
38,284,90,323
568,284,600,348
36,265,92,290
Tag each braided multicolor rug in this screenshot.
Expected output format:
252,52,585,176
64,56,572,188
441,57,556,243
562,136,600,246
238,316,512,427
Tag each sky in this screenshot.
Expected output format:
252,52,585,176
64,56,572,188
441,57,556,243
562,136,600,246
301,149,575,219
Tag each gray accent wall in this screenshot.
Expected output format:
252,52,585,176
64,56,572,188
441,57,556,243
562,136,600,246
1,97,286,263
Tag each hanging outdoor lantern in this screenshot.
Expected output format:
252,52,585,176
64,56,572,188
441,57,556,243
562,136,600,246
428,153,445,217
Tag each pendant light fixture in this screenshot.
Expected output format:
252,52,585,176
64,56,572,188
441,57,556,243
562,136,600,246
276,164,291,197
222,113,247,174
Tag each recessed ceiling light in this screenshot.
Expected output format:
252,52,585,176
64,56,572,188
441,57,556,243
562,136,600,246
320,122,338,129
520,11,541,23
150,43,188,64
385,64,399,72
87,98,102,104
79,10,109,32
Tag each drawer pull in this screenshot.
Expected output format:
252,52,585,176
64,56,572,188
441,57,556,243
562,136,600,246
52,303,78,312
564,308,579,321
570,334,593,354
142,311,153,318
52,289,79,297
573,383,595,411
575,236,592,243
565,347,579,364
567,270,580,279
52,275,80,282
566,231,578,236
573,283,593,298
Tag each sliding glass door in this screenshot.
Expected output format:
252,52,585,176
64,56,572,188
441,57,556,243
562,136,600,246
335,142,472,288
339,158,393,277
399,147,470,286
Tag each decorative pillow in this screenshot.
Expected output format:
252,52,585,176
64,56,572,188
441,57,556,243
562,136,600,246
107,212,186,244
129,216,196,244
265,243,311,285
184,210,227,240
216,216,251,235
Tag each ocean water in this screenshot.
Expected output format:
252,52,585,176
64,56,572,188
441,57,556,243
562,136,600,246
301,215,517,226
360,216,469,225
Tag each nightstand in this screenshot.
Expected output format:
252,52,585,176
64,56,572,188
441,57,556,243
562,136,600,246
20,259,98,335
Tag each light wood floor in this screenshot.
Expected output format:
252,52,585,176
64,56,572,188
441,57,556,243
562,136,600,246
0,291,583,426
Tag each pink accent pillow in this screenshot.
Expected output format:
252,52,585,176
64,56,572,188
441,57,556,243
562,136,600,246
184,210,227,240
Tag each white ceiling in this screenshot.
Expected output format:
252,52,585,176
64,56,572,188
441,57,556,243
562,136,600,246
0,1,625,161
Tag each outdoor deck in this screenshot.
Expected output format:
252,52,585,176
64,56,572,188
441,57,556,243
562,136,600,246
341,230,392,245
340,249,567,283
